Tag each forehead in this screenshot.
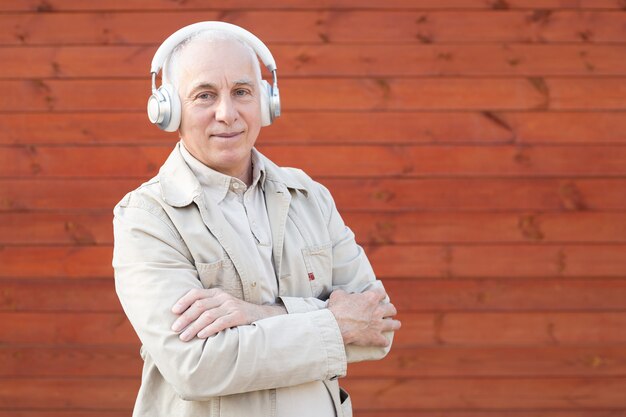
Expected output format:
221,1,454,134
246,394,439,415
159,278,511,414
176,38,257,90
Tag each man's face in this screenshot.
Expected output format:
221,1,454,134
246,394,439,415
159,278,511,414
176,38,262,178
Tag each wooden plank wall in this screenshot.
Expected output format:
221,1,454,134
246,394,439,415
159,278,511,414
1,0,626,415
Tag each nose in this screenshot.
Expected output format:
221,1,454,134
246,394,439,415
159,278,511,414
214,94,237,125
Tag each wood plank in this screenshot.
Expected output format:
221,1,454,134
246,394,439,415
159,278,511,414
0,378,137,409
0,212,113,245
4,345,626,378
1,410,624,417
342,377,626,410
0,412,128,417
2,278,625,312
0,179,136,211
385,278,626,312
0,411,622,417
347,212,626,244
350,346,626,378
366,244,626,279
0,312,137,345
500,111,626,145
3,78,626,112
0,279,121,312
424,312,626,347
1,0,623,12
0,246,114,279
2,311,625,347
0,111,514,146
2,211,626,245
1,11,625,45
260,144,626,178
0,346,141,377
4,178,626,212
2,111,625,146
356,412,626,417
327,178,626,212
4,44,626,78
3,244,626,280
3,145,626,178
0,376,624,410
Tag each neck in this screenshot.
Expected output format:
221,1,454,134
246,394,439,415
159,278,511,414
230,162,253,186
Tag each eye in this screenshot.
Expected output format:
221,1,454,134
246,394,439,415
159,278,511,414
234,88,250,97
196,92,215,101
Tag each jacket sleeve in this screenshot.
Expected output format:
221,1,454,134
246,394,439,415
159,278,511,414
112,196,347,401
279,178,395,363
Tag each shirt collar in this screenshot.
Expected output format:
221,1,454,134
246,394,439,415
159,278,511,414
158,143,307,208
179,141,267,203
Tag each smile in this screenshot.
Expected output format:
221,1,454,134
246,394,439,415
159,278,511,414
212,131,243,139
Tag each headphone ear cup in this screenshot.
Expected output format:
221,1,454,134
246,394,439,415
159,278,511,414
260,80,272,127
147,83,181,132
160,83,181,132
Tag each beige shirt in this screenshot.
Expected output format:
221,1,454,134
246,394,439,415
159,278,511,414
180,143,336,416
180,144,278,304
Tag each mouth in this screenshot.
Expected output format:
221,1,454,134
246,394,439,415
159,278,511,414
211,131,244,139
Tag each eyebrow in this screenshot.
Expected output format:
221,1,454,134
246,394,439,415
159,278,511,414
188,79,256,97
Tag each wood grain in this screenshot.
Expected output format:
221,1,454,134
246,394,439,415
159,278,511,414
3,145,626,178
2,311,625,347
3,44,626,78
343,377,626,410
0,376,625,410
0,378,137,409
1,0,624,12
1,11,625,45
1,278,625,312
365,244,626,279
3,178,626,211
350,346,626,378
4,345,626,378
3,111,626,146
3,244,626,280
3,78,626,112
2,211,626,245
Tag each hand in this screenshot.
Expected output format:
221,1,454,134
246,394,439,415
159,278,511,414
328,289,401,347
171,288,286,342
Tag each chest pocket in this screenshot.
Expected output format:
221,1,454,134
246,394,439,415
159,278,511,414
301,241,333,298
196,258,244,299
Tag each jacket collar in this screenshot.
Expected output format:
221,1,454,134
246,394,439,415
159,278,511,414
159,142,308,207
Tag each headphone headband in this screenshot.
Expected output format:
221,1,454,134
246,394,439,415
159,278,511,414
150,21,277,75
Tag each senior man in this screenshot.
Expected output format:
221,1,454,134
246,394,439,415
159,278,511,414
113,22,400,417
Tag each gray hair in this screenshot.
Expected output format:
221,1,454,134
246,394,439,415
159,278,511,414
162,29,263,90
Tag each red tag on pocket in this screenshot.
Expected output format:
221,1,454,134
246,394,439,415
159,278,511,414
308,272,315,281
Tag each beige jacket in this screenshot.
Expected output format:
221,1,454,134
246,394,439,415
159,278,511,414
112,143,392,417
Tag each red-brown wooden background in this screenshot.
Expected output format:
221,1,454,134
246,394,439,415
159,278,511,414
1,1,626,416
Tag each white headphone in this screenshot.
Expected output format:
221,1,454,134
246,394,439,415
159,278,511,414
147,21,281,132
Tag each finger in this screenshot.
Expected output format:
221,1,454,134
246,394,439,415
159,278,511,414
172,288,221,314
363,333,390,348
369,287,388,302
197,314,237,339
376,302,396,316
179,306,228,341
172,288,204,314
329,289,347,301
382,318,402,332
172,296,222,332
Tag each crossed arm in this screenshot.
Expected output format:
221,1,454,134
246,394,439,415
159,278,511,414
170,286,401,346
